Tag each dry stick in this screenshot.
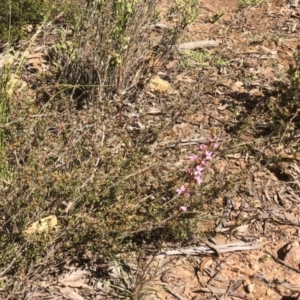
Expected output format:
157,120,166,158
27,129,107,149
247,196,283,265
0,114,49,128
270,213,300,227
146,23,221,50
166,138,224,149
195,259,222,300
0,243,26,276
145,23,169,30
265,251,300,274
161,283,186,300
201,240,221,257
202,280,221,300
196,271,221,300
176,40,221,50
158,241,266,256
206,253,234,285
123,163,161,180
226,280,243,299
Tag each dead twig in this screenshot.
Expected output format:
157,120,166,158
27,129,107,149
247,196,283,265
161,283,186,300
158,241,265,256
265,251,300,274
176,40,221,51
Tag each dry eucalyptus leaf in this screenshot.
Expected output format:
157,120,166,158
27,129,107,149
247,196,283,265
147,107,162,115
58,286,86,300
199,257,213,274
60,280,92,290
59,270,89,282
166,59,178,69
201,286,227,294
156,254,172,268
233,224,249,235
231,81,244,92
217,103,229,110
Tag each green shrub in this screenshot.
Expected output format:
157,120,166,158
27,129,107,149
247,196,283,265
0,0,46,41
0,0,86,41
265,45,300,134
0,2,204,294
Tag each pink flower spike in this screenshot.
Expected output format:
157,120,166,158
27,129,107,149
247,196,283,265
205,151,212,160
200,144,207,151
180,206,187,212
213,142,219,149
194,165,204,176
176,185,186,195
190,154,198,162
195,175,202,185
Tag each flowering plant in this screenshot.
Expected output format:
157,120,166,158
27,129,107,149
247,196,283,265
177,142,219,212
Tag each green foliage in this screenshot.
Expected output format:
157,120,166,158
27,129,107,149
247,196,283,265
207,12,224,24
0,0,86,41
241,0,268,7
0,0,46,40
172,0,200,28
288,45,300,90
0,82,9,183
0,2,210,295
265,45,300,134
180,49,211,67
0,50,12,184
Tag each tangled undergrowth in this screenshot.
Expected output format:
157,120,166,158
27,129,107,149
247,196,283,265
0,0,208,296
1,0,300,298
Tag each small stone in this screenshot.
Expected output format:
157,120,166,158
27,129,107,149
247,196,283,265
278,240,300,268
246,283,255,293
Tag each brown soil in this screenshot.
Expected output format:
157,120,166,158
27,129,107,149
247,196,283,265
146,0,300,299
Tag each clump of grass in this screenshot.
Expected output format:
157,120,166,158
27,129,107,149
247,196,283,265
103,253,165,300
263,45,300,137
232,44,300,142
180,49,211,68
241,0,268,8
0,0,85,42
0,70,9,184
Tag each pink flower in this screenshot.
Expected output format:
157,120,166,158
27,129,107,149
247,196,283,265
180,206,187,212
194,165,204,176
195,175,202,184
176,185,187,195
201,160,206,166
200,144,207,151
205,151,212,160
213,142,219,149
189,154,198,162
186,168,191,174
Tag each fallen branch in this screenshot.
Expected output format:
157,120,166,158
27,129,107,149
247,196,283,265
265,251,300,274
161,283,186,300
157,241,265,256
176,40,220,51
146,23,169,31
